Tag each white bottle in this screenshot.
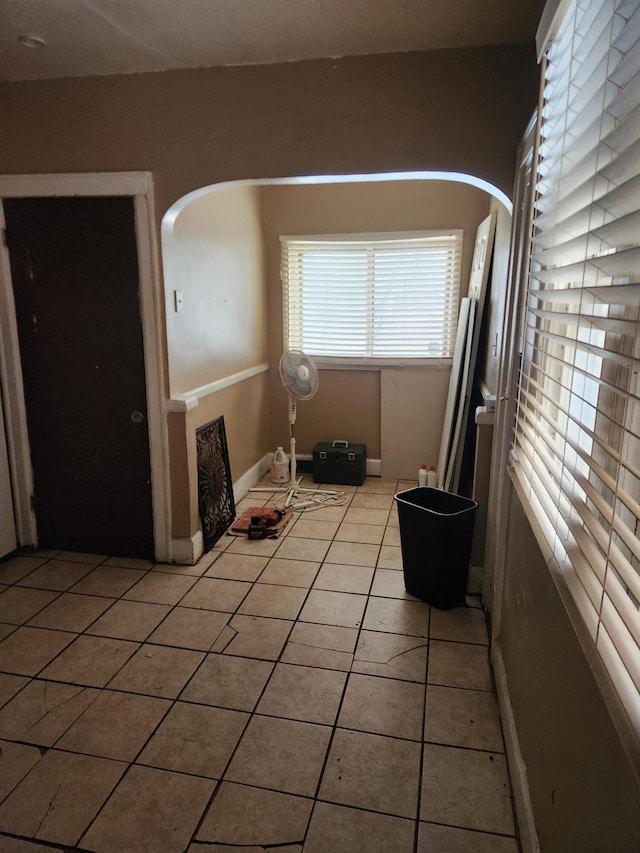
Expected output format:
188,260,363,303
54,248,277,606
418,464,428,487
427,465,437,487
271,446,289,483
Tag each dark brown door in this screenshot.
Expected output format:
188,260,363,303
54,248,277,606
4,196,154,559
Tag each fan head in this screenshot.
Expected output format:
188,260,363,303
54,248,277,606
279,350,319,401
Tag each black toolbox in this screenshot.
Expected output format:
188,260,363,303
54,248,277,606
313,440,366,486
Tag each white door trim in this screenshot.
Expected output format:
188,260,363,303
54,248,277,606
0,172,171,562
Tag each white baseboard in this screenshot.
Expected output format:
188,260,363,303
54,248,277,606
233,453,271,504
170,529,203,565
492,639,540,853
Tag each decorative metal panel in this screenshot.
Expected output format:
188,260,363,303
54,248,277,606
196,416,235,551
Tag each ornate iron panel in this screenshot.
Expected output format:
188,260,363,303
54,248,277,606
196,416,235,551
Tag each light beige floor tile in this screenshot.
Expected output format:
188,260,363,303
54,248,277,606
205,552,269,581
275,537,331,563
40,635,139,687
80,764,214,853
299,505,348,522
312,482,357,495
0,680,98,745
17,560,95,591
225,714,331,797
304,801,415,853
257,663,347,724
387,506,400,527
226,535,282,558
212,614,293,660
325,541,380,567
377,544,403,570
27,593,112,632
103,556,155,570
108,643,204,698
363,596,429,637
147,606,229,650
212,534,234,551
289,518,340,540
197,782,313,846
429,605,489,645
0,627,76,676
179,577,251,612
85,600,172,642
57,691,171,760
417,821,519,853
319,728,421,818
0,740,42,802
312,563,374,595
383,526,401,546
56,551,106,565
420,743,514,835
281,622,357,671
371,568,418,599
237,582,307,620
299,589,367,629
0,555,48,585
0,750,126,846
139,701,249,777
150,560,209,577
424,685,504,751
334,522,385,545
257,558,320,588
0,673,29,708
358,478,399,495
352,631,427,682
0,587,60,625
122,571,198,605
180,653,274,711
350,493,395,510
338,673,424,740
0,833,53,851
343,506,390,527
69,565,146,597
428,640,492,691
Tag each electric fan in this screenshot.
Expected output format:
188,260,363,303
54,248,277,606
251,349,342,507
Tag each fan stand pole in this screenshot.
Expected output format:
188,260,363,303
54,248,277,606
248,433,342,508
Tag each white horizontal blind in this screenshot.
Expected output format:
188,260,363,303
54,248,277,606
513,0,640,735
281,232,462,360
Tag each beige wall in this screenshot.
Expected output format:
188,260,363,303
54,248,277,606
499,485,640,853
0,45,538,540
163,183,266,395
0,46,537,216
263,180,491,458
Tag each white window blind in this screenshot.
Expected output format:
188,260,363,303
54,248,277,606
281,232,462,362
512,0,640,735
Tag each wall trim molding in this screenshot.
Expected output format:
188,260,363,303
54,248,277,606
166,362,270,412
492,639,541,853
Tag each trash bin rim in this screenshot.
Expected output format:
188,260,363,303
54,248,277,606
394,487,478,517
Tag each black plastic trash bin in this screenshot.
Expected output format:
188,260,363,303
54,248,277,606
394,487,478,610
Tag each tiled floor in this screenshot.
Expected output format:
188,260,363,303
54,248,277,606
0,476,520,852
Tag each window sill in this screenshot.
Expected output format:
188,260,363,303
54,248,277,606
310,357,453,370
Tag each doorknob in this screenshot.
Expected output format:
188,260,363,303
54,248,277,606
130,410,144,424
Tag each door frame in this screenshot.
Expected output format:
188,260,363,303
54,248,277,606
0,172,170,562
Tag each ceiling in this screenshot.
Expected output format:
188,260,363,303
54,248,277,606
0,0,545,83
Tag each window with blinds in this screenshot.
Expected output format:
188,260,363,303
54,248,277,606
281,232,462,363
512,0,640,735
